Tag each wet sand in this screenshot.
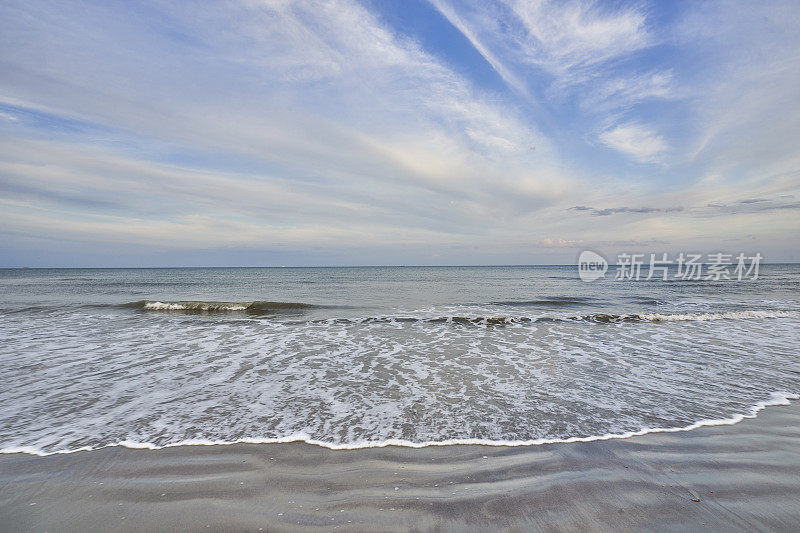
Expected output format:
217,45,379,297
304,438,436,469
2,403,800,532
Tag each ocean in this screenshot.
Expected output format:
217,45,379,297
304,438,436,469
1,265,798,455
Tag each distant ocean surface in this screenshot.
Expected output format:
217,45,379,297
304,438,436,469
1,265,799,455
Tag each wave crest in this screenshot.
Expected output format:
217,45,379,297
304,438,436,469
333,310,799,326
124,300,316,314
121,303,798,323
637,310,799,322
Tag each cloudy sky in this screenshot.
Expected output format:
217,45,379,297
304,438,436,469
1,0,798,266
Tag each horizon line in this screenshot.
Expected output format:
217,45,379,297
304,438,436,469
2,262,798,270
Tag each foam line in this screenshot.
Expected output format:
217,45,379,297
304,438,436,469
3,392,796,456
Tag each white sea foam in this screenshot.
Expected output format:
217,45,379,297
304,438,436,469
2,392,796,456
638,310,799,322
143,301,248,311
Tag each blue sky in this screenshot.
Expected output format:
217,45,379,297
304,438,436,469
0,0,798,266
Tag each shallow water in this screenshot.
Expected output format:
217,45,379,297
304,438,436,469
1,265,798,454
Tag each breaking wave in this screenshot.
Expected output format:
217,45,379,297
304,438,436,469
123,300,317,314
119,302,799,324
320,310,799,325
636,310,799,322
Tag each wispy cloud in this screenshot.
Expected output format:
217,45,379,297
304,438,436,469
582,70,675,111
703,199,800,215
426,0,529,96
570,205,683,216
426,0,655,90
504,0,650,83
536,237,585,247
571,198,800,218
598,122,668,162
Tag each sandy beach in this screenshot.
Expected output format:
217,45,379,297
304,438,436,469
1,402,798,532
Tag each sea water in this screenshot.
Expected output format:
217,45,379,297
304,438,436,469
1,265,798,454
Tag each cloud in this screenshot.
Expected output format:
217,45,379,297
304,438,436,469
537,237,585,247
570,205,683,216
582,70,675,111
422,1,674,169
702,199,800,215
0,110,19,122
504,0,650,83
678,0,800,180
571,198,800,218
598,123,668,162
0,0,799,265
0,0,572,252
426,0,655,91
426,0,529,96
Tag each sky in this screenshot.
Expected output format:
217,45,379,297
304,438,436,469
0,0,799,267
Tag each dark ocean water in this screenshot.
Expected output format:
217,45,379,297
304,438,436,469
1,265,798,453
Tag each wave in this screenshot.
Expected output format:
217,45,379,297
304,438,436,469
122,300,317,314
488,296,598,307
626,296,665,305
635,310,799,322
115,303,800,323
320,310,799,326
3,392,795,456
2,305,52,314
8,302,798,324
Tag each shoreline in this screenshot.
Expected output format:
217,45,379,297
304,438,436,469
2,401,800,531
